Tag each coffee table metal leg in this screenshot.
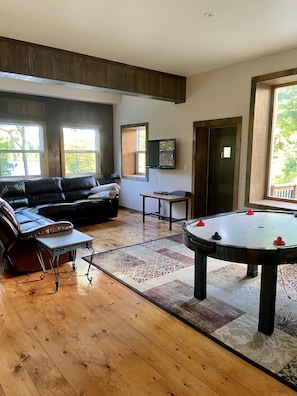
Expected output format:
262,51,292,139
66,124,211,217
85,247,95,282
70,249,77,271
36,248,47,280
48,256,60,293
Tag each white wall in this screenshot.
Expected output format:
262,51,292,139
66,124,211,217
114,97,193,216
114,47,297,217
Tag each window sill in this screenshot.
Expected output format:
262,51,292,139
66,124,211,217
249,199,297,212
122,175,148,182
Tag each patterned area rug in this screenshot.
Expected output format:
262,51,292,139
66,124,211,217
83,234,297,392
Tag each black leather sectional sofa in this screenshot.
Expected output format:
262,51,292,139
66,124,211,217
0,175,119,225
0,175,119,273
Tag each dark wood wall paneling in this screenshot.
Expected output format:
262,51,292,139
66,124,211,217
0,91,114,177
0,37,186,104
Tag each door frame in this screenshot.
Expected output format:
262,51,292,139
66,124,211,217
192,117,242,217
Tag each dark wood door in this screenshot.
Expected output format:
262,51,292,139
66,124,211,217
192,117,241,218
207,127,236,215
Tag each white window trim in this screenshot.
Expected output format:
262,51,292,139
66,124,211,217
61,125,101,177
0,121,47,178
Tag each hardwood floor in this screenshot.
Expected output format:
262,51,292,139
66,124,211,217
0,208,295,395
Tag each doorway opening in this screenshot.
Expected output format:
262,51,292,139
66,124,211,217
192,117,242,217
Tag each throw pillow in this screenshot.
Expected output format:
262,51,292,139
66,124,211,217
88,190,117,199
90,183,121,194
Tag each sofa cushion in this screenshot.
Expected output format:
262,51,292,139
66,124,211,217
38,203,78,222
62,175,97,201
25,178,65,206
0,198,20,246
17,208,55,229
0,179,28,208
0,198,20,227
76,199,112,224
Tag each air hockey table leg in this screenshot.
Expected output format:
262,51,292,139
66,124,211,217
258,264,278,335
194,251,207,300
247,264,258,277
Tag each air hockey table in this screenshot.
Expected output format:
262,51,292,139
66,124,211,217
182,210,297,335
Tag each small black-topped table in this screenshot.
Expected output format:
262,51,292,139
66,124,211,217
182,210,297,335
140,192,191,230
36,229,94,292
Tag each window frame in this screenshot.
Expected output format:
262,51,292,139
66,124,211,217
121,123,148,181
246,67,297,210
266,83,297,202
61,125,101,177
0,120,48,178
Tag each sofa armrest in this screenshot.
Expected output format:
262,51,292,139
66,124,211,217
20,221,74,240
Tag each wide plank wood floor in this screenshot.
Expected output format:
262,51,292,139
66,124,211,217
0,208,295,395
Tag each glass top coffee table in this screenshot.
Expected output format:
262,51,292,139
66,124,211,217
36,229,94,292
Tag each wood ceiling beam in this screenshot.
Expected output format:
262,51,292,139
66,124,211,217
0,37,186,104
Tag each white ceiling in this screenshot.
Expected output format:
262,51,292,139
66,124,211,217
1,0,297,77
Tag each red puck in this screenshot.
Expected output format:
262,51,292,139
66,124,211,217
197,219,205,226
273,236,285,246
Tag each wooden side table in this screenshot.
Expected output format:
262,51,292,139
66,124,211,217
140,192,191,230
36,229,94,292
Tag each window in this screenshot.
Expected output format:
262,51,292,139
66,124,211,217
62,127,100,176
246,67,297,209
0,123,45,177
121,123,148,181
268,84,297,200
